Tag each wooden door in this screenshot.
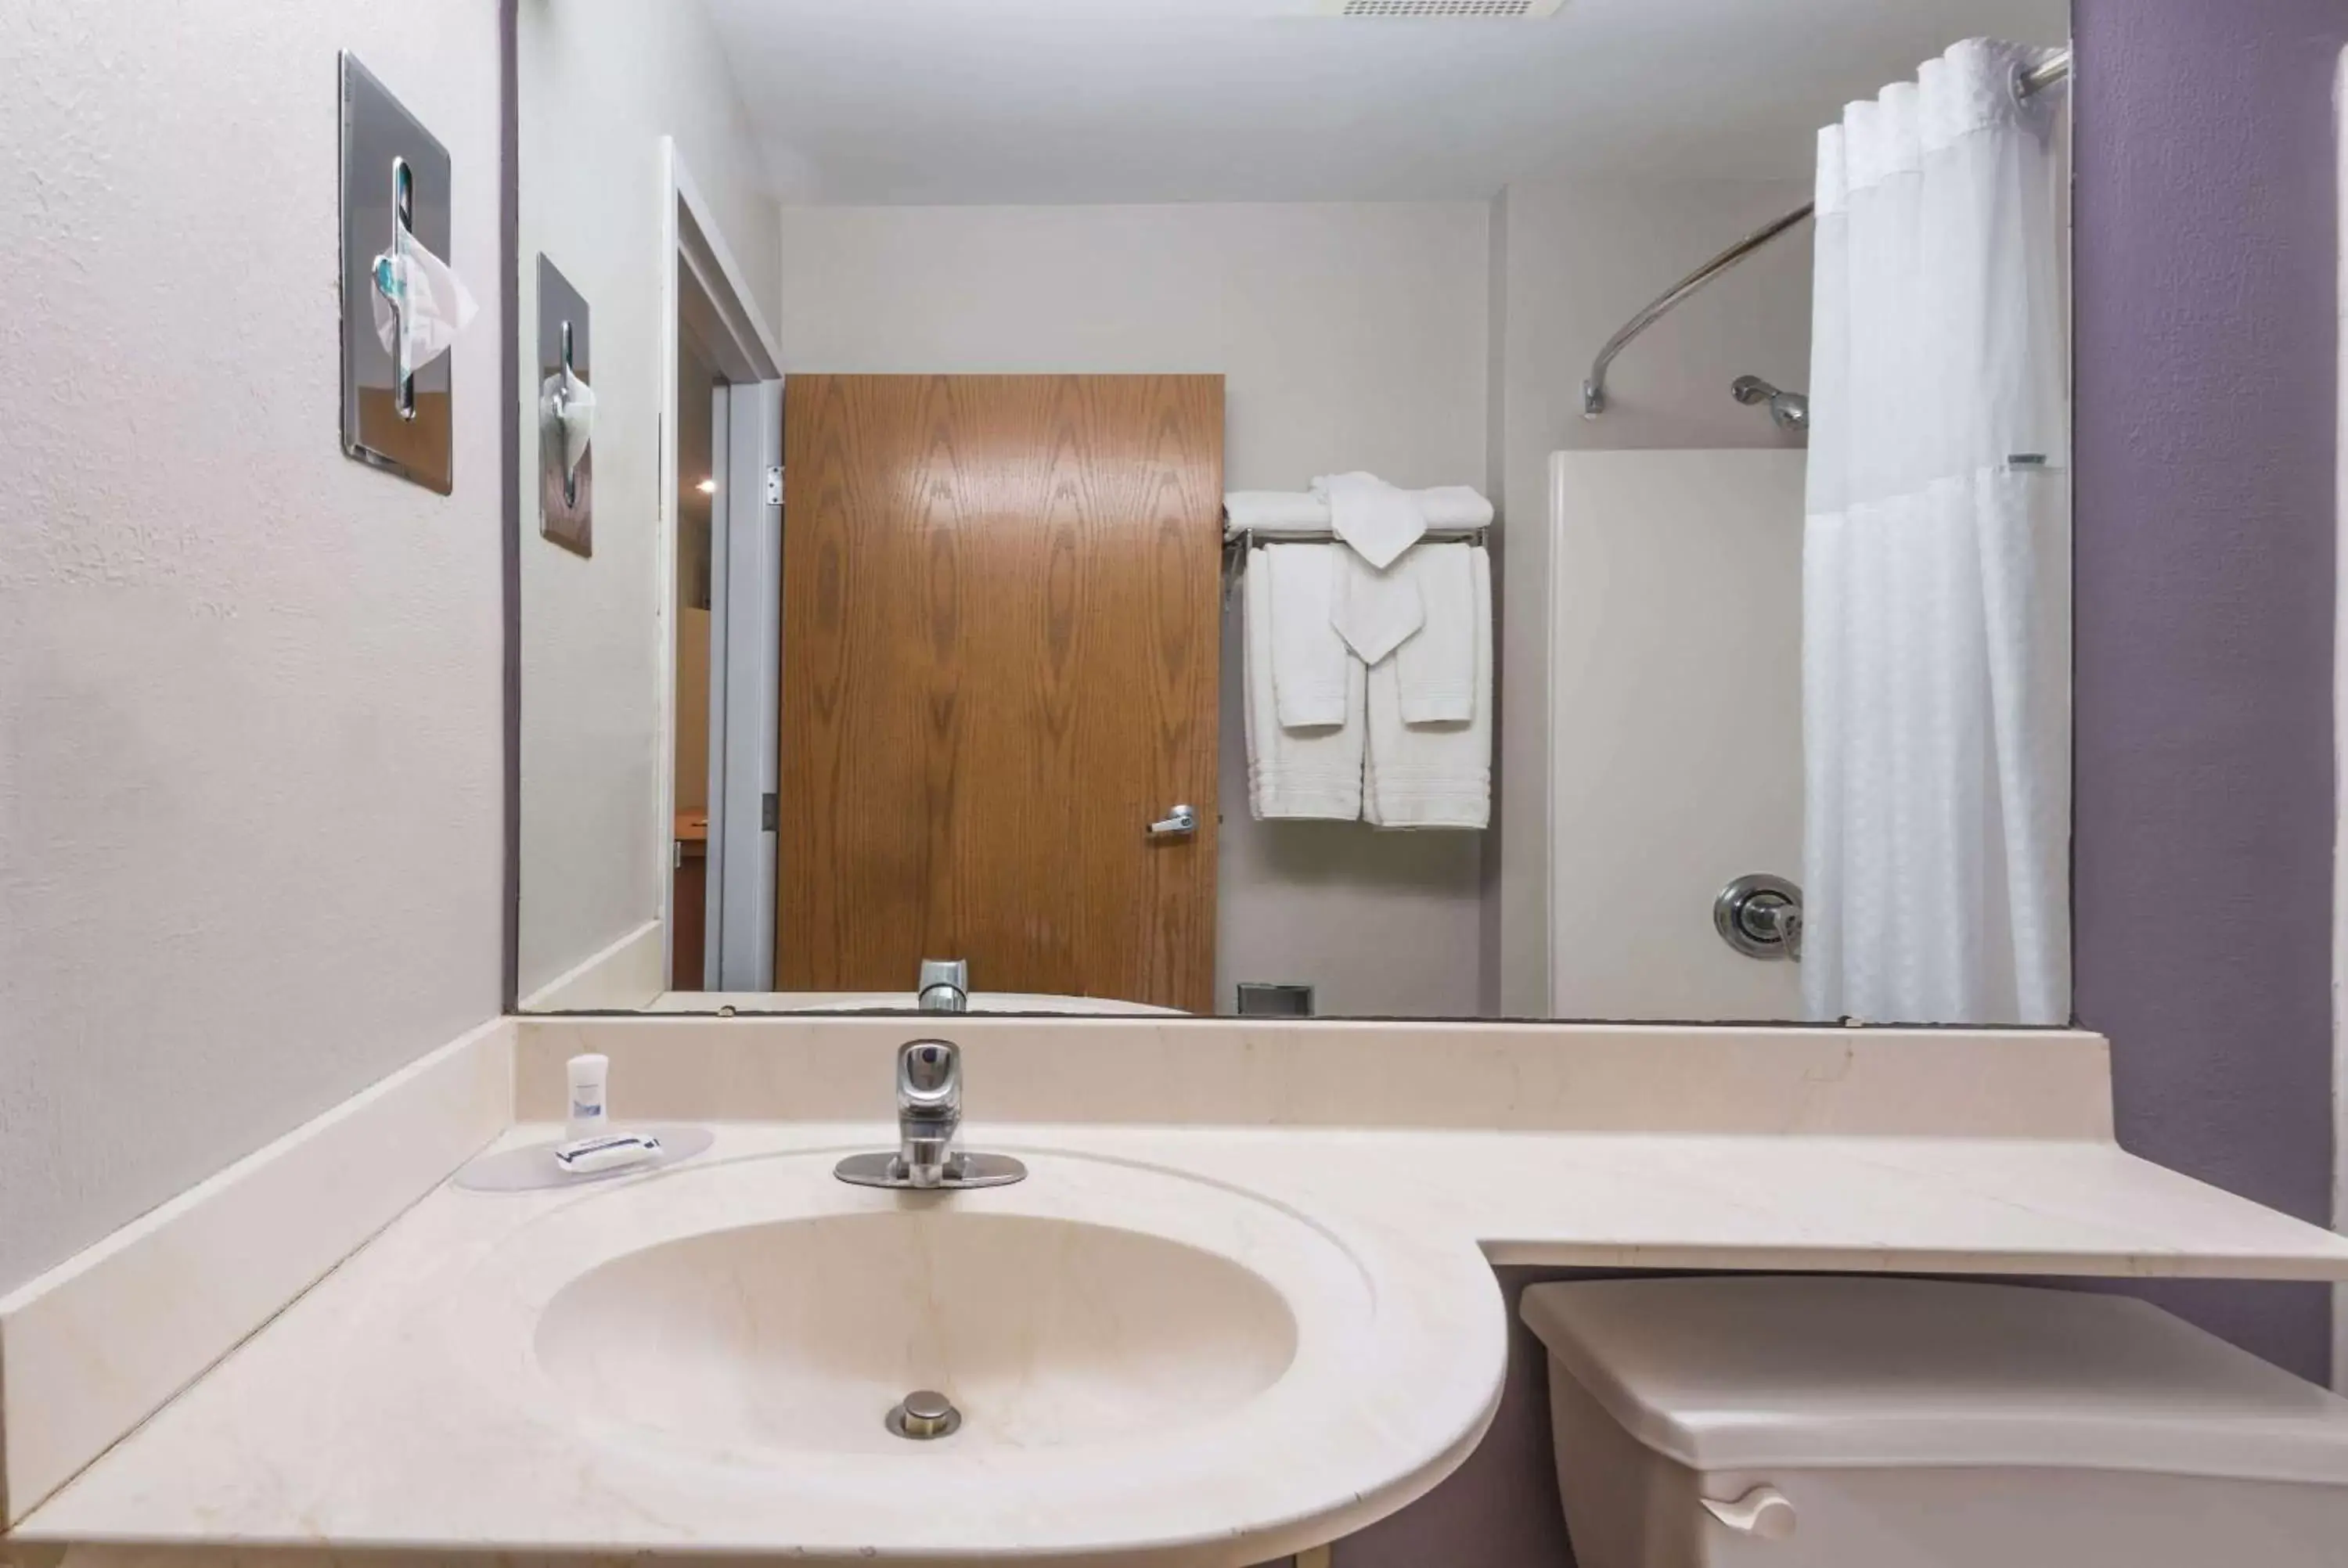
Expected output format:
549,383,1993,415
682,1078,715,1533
777,375,1223,1011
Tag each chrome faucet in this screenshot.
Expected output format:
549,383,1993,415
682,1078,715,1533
917,958,969,1014
894,1038,960,1185
834,1038,1027,1190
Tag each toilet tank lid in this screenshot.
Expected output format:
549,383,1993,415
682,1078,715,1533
1521,1277,2348,1484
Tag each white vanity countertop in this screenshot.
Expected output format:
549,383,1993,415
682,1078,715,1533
18,1111,2348,1566
15,1019,2348,1566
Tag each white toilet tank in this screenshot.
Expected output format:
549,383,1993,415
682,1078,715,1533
1521,1276,2348,1568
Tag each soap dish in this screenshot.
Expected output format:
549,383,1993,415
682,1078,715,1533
454,1124,716,1192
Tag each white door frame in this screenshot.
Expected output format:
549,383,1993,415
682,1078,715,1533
657,138,783,992
707,378,784,989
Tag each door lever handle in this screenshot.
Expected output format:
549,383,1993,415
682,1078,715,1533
1147,804,1198,837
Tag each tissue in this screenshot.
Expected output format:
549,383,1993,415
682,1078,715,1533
371,233,478,372
539,361,596,484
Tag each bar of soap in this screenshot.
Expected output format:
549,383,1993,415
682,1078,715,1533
551,1131,664,1176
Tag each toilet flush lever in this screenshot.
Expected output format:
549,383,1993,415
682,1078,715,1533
1700,1484,1796,1541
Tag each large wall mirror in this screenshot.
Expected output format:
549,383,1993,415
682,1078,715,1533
511,0,2073,1026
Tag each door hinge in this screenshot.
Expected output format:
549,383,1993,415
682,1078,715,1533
762,791,778,832
763,466,783,505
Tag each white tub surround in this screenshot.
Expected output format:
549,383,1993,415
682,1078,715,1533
9,1017,2348,1567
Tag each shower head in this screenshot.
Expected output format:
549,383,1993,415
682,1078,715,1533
1732,375,1809,433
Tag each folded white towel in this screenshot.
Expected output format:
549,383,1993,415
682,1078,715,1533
1264,544,1351,728
1393,542,1475,723
1312,472,1427,570
1365,546,1491,829
1412,485,1495,529
1244,547,1363,820
1223,486,1493,534
1224,491,1330,531
1330,545,1424,666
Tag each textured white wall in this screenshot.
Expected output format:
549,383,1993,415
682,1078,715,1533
0,4,502,1292
1488,178,1814,1016
515,0,780,999
774,203,1493,1017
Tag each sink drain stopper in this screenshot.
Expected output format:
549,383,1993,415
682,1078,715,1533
886,1390,962,1440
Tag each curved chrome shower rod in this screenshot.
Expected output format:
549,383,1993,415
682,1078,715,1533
1581,47,2073,420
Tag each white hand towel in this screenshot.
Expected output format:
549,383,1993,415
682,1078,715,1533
1312,472,1427,569
1364,546,1491,829
1330,545,1424,666
1245,547,1363,820
1264,544,1352,728
1393,542,1475,723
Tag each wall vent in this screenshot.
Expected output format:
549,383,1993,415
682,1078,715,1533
1316,0,1566,16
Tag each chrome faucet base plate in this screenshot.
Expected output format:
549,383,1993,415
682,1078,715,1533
834,1150,1029,1191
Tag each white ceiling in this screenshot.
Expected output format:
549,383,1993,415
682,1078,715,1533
700,0,2069,206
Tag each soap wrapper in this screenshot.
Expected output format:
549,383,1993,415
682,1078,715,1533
552,1131,663,1176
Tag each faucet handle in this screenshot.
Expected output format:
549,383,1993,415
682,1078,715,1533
897,1038,960,1117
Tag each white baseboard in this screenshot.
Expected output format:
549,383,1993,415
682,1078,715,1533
518,919,664,1012
0,1017,514,1525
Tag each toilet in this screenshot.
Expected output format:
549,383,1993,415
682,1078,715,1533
1521,1276,2348,1567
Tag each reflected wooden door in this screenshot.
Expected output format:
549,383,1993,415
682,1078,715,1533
777,375,1223,1011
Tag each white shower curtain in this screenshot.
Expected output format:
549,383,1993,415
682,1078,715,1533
1802,38,2071,1027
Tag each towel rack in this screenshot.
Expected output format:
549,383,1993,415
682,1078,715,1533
1222,524,1491,549
1218,523,1491,605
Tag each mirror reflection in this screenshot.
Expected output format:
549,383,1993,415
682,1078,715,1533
515,0,2073,1024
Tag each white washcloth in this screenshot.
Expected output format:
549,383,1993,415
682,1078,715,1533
1264,544,1352,728
1364,546,1491,829
1222,486,1493,534
1311,472,1427,569
1330,545,1424,666
1393,542,1475,722
1244,547,1363,820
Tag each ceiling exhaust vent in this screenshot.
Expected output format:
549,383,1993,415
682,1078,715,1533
1316,0,1566,15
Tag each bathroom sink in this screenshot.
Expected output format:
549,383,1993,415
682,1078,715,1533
535,1207,1298,1455
27,1131,1504,1568
460,1147,1387,1482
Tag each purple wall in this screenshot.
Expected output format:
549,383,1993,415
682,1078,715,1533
2073,0,2343,1383
1332,1268,1578,1568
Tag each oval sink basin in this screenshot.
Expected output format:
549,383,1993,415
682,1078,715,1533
471,1149,1384,1477
425,1142,1503,1565
535,1209,1298,1454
